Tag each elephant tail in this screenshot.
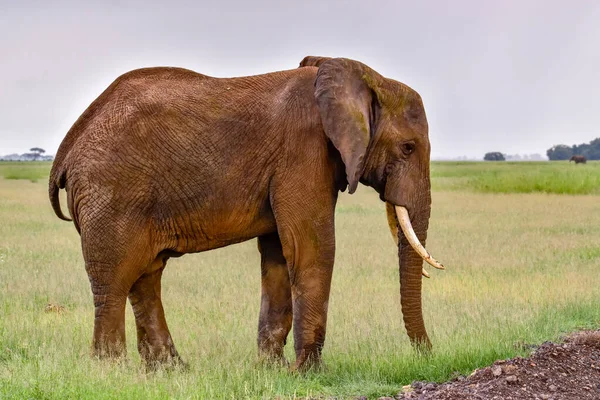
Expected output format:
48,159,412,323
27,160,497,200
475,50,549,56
48,157,72,222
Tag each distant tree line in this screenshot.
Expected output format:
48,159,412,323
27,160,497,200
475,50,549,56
483,152,546,161
0,147,53,162
547,138,600,160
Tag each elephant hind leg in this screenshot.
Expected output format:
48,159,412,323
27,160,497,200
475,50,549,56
129,255,182,367
257,233,293,364
82,218,155,360
86,258,143,359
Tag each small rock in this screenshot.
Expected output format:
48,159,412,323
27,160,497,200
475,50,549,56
549,384,557,392
506,375,518,384
411,381,423,389
449,371,463,381
502,365,518,375
424,383,436,391
401,385,413,393
540,395,549,400
492,366,502,377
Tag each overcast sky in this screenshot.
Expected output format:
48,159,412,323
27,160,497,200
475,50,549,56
1,0,599,159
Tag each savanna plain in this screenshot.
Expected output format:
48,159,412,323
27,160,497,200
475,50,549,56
0,161,599,399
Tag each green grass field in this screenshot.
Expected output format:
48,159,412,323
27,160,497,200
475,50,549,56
431,161,600,194
1,161,599,399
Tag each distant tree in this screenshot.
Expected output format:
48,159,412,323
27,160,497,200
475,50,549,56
28,147,45,161
484,152,505,161
547,145,573,160
586,138,600,160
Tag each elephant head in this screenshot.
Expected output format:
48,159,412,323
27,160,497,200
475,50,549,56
301,56,445,349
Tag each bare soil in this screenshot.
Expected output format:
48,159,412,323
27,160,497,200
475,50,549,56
394,330,600,400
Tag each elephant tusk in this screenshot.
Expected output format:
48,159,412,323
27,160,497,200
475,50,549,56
395,206,445,270
386,202,399,246
422,268,430,278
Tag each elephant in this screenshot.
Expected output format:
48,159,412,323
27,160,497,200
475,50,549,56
569,155,587,164
48,55,445,370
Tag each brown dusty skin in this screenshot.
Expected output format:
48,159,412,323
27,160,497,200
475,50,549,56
49,56,435,370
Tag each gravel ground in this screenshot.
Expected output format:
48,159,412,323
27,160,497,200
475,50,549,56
391,330,600,400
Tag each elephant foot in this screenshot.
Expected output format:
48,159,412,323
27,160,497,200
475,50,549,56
138,338,186,370
291,349,326,373
143,356,188,372
257,348,289,368
91,336,127,360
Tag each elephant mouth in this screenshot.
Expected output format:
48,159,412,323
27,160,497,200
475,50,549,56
386,203,445,278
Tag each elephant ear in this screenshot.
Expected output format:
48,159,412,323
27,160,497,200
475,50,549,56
299,56,332,68
313,58,381,193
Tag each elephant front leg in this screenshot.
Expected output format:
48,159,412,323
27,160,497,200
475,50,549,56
257,233,293,364
269,165,338,371
289,257,334,370
275,218,336,371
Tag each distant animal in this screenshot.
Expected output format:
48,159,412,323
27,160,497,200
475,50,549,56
569,155,587,164
48,56,445,370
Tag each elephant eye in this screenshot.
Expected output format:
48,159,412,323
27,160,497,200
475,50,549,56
401,142,416,155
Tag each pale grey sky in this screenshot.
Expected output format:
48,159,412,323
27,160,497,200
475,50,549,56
1,0,599,158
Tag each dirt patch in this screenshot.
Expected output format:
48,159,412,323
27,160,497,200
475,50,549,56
395,330,600,400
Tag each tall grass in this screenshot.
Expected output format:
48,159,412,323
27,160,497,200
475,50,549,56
0,161,52,183
432,161,600,194
1,163,599,399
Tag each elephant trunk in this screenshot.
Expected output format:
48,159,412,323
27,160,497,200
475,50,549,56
386,200,439,350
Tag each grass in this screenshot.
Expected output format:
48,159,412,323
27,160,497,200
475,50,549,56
432,161,600,194
1,162,599,399
0,161,53,183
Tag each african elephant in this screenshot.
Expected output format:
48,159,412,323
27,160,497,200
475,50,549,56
569,155,587,164
49,56,444,370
